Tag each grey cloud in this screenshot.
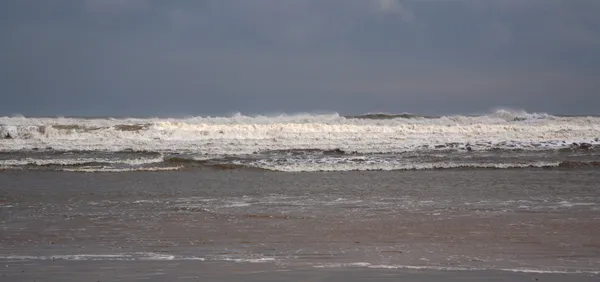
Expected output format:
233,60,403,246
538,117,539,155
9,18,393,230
0,0,599,116
84,0,148,12
376,0,415,22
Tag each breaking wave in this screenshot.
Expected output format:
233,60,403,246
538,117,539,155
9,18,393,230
1,110,599,172
1,110,599,154
1,153,599,172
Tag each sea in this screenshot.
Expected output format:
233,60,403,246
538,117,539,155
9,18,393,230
1,110,599,281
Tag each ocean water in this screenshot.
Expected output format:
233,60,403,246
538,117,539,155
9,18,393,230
1,111,599,280
1,169,599,278
1,110,599,172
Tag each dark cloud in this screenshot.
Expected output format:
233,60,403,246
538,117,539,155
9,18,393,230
1,0,599,116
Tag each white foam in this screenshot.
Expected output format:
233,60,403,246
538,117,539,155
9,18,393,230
138,254,176,261
314,262,600,275
132,200,160,204
1,112,599,155
0,165,21,171
0,253,205,261
222,202,252,208
0,156,164,167
60,166,184,173
499,268,600,274
558,201,596,208
314,262,474,271
249,160,561,172
221,257,276,263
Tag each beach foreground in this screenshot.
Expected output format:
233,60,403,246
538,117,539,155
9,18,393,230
1,168,599,281
2,260,599,282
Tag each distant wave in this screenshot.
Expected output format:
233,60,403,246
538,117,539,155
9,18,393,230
1,110,599,171
344,113,428,120
2,109,597,121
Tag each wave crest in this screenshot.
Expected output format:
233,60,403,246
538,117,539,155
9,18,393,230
489,108,551,121
1,112,599,156
3,152,600,173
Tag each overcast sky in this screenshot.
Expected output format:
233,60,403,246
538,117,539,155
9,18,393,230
1,0,599,116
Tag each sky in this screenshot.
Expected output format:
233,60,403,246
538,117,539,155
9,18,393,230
1,0,599,117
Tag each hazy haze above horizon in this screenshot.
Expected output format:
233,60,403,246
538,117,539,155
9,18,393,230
1,0,599,117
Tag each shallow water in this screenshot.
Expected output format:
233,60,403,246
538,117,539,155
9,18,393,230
1,169,599,276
